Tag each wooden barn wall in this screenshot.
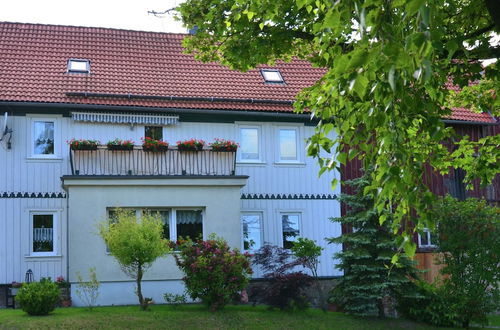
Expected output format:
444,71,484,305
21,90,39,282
341,123,500,215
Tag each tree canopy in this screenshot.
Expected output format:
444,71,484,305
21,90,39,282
177,0,499,255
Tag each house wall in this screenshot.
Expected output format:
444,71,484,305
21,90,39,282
0,111,341,289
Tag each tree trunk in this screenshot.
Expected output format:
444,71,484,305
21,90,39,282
136,263,145,310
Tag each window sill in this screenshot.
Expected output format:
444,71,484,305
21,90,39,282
26,157,63,163
236,161,267,166
274,162,306,167
24,254,62,259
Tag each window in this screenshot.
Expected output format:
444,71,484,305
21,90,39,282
261,69,284,83
145,126,163,140
33,120,54,155
68,59,90,73
31,212,57,256
278,128,298,162
241,213,263,251
106,208,203,251
239,126,260,161
418,228,436,248
281,213,300,249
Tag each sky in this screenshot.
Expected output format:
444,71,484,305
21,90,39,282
0,0,186,33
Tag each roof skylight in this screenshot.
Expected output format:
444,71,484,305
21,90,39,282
261,69,284,83
68,59,90,73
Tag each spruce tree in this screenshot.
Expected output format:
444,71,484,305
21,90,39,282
328,172,417,317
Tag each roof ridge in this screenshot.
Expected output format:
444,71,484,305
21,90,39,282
0,21,188,36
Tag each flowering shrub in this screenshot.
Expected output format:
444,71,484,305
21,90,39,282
67,138,99,150
176,139,205,151
174,235,253,311
106,138,134,150
141,137,169,151
209,138,239,152
56,276,70,289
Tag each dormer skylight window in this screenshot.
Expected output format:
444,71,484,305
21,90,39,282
261,69,284,84
67,59,90,73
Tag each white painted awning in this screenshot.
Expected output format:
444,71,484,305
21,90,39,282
71,112,179,126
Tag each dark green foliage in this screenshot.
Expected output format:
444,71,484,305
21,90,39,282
251,244,312,310
435,196,499,328
16,278,60,316
397,280,458,327
328,173,418,317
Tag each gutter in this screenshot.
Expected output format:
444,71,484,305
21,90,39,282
65,92,295,106
442,119,498,126
0,101,313,120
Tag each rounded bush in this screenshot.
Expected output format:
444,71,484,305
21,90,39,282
16,278,60,315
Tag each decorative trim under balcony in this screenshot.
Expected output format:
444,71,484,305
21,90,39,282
241,193,337,200
71,112,179,126
0,191,66,198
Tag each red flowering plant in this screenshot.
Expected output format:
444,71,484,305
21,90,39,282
174,234,253,311
67,139,100,151
141,137,169,152
176,139,205,151
209,138,239,152
106,138,135,150
55,276,70,289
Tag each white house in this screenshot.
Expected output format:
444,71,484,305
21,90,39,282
0,22,342,306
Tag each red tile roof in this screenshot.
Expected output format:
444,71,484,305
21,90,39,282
0,22,496,123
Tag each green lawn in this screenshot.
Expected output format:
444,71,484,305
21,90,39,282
0,304,464,330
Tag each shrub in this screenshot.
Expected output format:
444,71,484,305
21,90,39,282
175,235,252,311
397,280,458,327
433,196,500,328
75,267,100,310
16,278,60,315
251,244,313,310
164,292,188,307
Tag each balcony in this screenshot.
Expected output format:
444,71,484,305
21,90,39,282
69,146,237,176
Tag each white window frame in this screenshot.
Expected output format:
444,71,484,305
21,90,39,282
276,126,300,163
241,212,264,251
67,59,90,74
30,211,58,257
279,212,302,249
238,125,263,163
418,228,436,248
27,115,61,160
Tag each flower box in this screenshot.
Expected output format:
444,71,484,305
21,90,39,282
209,139,238,152
177,145,204,152
71,145,98,151
141,137,169,152
107,145,134,151
106,139,134,151
68,139,99,151
176,139,205,152
143,145,169,152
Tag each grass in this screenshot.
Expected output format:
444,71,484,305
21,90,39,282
0,304,463,330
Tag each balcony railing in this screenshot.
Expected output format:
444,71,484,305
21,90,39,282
69,146,237,176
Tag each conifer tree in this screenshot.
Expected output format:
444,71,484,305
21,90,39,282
328,172,417,317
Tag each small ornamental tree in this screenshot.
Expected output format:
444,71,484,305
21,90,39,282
433,196,500,328
99,209,170,310
329,172,418,317
175,235,252,311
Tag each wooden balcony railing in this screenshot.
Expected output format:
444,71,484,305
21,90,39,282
69,146,237,176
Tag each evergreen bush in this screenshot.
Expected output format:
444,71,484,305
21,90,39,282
16,278,60,316
328,172,418,317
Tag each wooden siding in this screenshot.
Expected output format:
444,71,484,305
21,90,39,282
414,252,445,283
0,113,342,283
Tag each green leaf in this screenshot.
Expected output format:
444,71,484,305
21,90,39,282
247,11,255,20
352,75,369,99
259,23,264,30
306,5,313,13
406,0,425,16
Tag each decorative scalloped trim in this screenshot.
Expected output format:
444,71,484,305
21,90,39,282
241,193,337,200
0,192,66,198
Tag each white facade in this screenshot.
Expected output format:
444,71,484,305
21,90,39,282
0,110,341,305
